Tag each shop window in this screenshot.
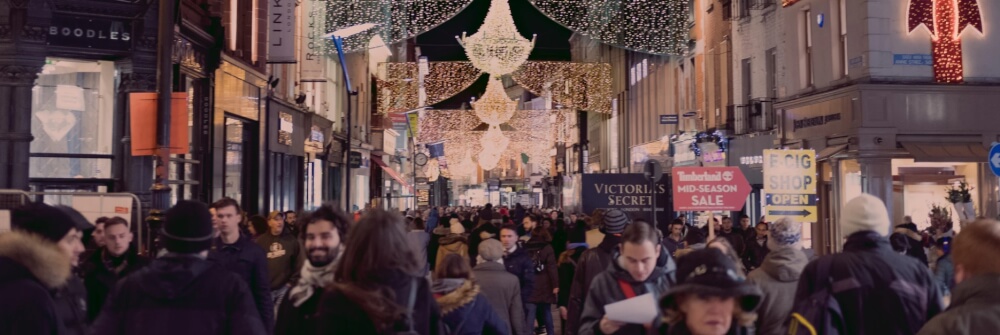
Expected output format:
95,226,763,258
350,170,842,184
170,77,204,203
30,58,116,179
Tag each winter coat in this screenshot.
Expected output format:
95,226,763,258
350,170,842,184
557,247,586,308
794,231,943,335
426,208,441,233
428,225,451,270
433,279,509,335
917,274,1000,335
473,261,528,335
81,247,150,321
662,236,685,257
579,245,676,335
552,226,569,261
566,234,622,335
0,231,71,335
54,275,89,335
719,230,747,256
742,236,770,272
274,282,326,335
408,230,431,276
316,269,440,335
208,234,274,331
747,247,808,335
435,234,470,268
89,254,266,335
933,253,954,295
255,231,305,290
503,242,536,304
525,239,559,304
895,224,929,266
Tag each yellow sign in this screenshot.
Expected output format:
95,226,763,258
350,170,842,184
763,149,817,222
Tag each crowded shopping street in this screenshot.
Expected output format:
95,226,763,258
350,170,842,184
3,0,1000,334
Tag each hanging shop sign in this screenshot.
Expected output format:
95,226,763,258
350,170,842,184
581,173,672,225
348,151,362,168
672,167,751,211
299,0,325,81
268,0,296,63
763,149,818,222
48,14,132,51
128,93,189,156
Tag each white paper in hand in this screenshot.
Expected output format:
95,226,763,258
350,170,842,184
604,293,658,324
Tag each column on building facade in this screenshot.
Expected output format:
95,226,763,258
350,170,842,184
828,158,843,253
0,0,48,189
115,5,160,203
859,157,894,236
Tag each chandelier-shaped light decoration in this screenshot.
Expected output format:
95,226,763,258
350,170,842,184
425,158,441,182
472,77,519,125
457,0,536,76
478,125,510,170
448,148,478,178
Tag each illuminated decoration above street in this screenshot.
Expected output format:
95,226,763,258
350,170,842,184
416,109,573,144
472,77,519,125
478,126,511,170
908,0,984,83
782,0,800,7
320,0,474,53
426,157,441,182
376,62,482,115
511,61,612,113
448,149,478,177
527,0,689,55
457,0,536,76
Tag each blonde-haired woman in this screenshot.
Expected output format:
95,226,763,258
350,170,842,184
659,248,762,335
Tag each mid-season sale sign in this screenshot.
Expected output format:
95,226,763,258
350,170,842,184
672,167,751,211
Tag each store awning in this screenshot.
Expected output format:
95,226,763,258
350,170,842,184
900,142,989,163
371,156,414,193
816,144,849,161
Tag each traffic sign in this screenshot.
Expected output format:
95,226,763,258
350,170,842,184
763,149,817,222
672,167,752,211
989,143,1000,177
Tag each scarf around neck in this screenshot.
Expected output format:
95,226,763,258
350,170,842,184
288,245,342,307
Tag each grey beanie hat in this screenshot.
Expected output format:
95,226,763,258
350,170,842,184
603,209,631,234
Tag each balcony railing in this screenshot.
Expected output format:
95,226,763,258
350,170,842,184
733,99,777,135
748,0,776,10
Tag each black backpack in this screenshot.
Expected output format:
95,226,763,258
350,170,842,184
788,257,845,335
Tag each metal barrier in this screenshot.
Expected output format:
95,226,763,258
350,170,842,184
0,190,144,253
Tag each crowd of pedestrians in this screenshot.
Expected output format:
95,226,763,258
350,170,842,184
1,193,998,335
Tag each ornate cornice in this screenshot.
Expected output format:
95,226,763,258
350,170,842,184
0,65,41,85
135,36,157,51
20,25,47,43
119,72,157,92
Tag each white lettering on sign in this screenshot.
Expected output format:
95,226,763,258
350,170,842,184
763,149,818,222
740,155,763,165
677,170,735,182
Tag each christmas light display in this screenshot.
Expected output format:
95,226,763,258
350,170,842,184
908,0,984,83
375,62,482,114
320,0,474,53
477,126,511,170
511,61,612,113
472,77,519,125
457,0,537,76
527,0,690,55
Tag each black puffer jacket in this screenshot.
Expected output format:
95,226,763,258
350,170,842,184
0,231,72,335
81,247,150,321
89,254,266,335
794,231,943,335
566,234,621,335
578,245,676,335
54,275,89,335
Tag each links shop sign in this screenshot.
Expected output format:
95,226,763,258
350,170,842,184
581,174,672,225
49,15,132,51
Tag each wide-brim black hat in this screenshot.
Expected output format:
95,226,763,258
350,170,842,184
660,248,763,312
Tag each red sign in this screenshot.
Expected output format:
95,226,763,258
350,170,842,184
672,167,751,211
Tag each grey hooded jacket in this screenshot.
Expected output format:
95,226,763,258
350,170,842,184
747,247,808,335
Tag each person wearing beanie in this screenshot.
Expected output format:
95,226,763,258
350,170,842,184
793,194,943,335
0,203,87,335
746,218,807,335
659,248,763,335
90,200,266,335
565,209,632,335
435,218,470,267
473,239,528,335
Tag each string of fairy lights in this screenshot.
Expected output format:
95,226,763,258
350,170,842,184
905,0,984,83
527,0,690,55
320,0,474,53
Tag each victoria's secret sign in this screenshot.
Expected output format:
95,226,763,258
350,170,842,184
48,15,132,51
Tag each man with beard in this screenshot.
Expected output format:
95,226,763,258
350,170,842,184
274,204,351,335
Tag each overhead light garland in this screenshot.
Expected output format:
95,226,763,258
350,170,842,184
319,0,474,54
457,0,536,76
376,62,482,114
477,126,511,170
472,77,519,125
527,0,689,55
907,0,983,83
511,61,612,113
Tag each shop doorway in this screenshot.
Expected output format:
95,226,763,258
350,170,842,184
224,116,259,214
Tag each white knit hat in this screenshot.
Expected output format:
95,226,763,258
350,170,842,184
449,218,465,234
841,194,891,237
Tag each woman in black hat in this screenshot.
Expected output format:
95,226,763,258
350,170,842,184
659,248,762,335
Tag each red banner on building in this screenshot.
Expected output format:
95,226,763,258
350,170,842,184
672,167,751,211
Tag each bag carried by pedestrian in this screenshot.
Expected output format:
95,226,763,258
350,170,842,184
532,248,545,273
788,257,845,335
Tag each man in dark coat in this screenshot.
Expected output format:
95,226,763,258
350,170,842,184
473,239,527,335
208,198,273,331
81,217,149,321
794,194,942,335
918,219,1000,335
1,203,86,335
500,225,536,333
895,216,929,266
275,204,350,335
579,221,676,335
90,201,266,335
566,209,630,335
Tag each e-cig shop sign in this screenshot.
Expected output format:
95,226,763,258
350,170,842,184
48,15,133,51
